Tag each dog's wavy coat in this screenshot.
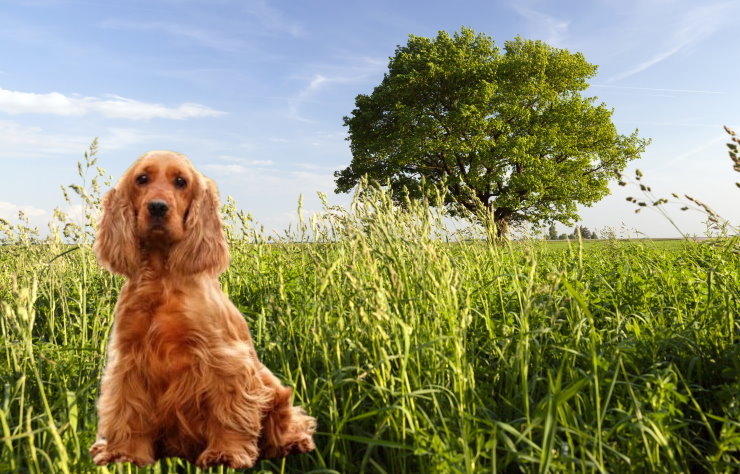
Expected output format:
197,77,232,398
90,151,315,469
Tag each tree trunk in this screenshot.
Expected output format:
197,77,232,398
493,216,509,238
494,207,512,235
482,207,510,241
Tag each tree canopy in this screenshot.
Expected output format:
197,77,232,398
335,28,649,236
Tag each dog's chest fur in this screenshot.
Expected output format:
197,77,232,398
115,276,198,384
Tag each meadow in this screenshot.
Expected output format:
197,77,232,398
0,159,738,473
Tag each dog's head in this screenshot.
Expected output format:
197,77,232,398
94,151,229,277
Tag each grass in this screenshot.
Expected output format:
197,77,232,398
541,239,686,251
0,158,738,473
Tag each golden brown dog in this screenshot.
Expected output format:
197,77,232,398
89,151,315,468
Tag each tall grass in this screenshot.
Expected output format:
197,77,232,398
0,149,738,473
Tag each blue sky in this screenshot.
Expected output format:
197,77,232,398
1,0,738,238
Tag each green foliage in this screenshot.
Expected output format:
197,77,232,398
336,27,649,236
1,170,739,472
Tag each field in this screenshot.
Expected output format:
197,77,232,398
541,239,688,252
0,180,738,473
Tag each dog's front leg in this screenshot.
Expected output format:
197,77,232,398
196,386,269,468
90,362,156,467
195,345,272,469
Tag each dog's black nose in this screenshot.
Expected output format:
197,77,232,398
147,200,169,217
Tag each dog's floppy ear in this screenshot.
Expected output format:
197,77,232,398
168,176,229,276
94,187,139,277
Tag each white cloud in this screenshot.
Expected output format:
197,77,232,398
0,122,179,159
202,159,340,234
204,161,335,191
98,128,165,150
0,201,47,220
0,202,94,237
204,164,250,175
0,120,90,158
0,88,225,120
219,155,274,166
61,203,87,225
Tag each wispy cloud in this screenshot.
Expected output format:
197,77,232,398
0,120,89,158
0,88,224,120
610,2,734,82
287,57,386,122
241,0,303,38
657,135,729,170
288,75,332,123
204,160,334,190
100,19,247,52
591,84,723,95
100,0,302,48
202,161,337,229
610,45,684,82
98,128,174,150
0,122,193,159
512,5,569,45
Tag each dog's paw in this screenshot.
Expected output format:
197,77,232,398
196,447,258,469
89,440,107,459
286,432,315,455
291,409,316,453
89,440,154,467
261,407,317,459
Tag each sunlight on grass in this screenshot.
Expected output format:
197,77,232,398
0,145,738,473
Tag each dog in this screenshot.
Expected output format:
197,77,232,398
89,150,315,468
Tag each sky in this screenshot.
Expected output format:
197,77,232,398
1,0,738,238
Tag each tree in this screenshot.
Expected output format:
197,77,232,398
335,28,649,237
548,223,558,240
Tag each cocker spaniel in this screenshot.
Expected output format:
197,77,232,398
89,151,315,469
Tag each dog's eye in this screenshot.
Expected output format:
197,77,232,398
175,177,187,189
136,174,148,185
